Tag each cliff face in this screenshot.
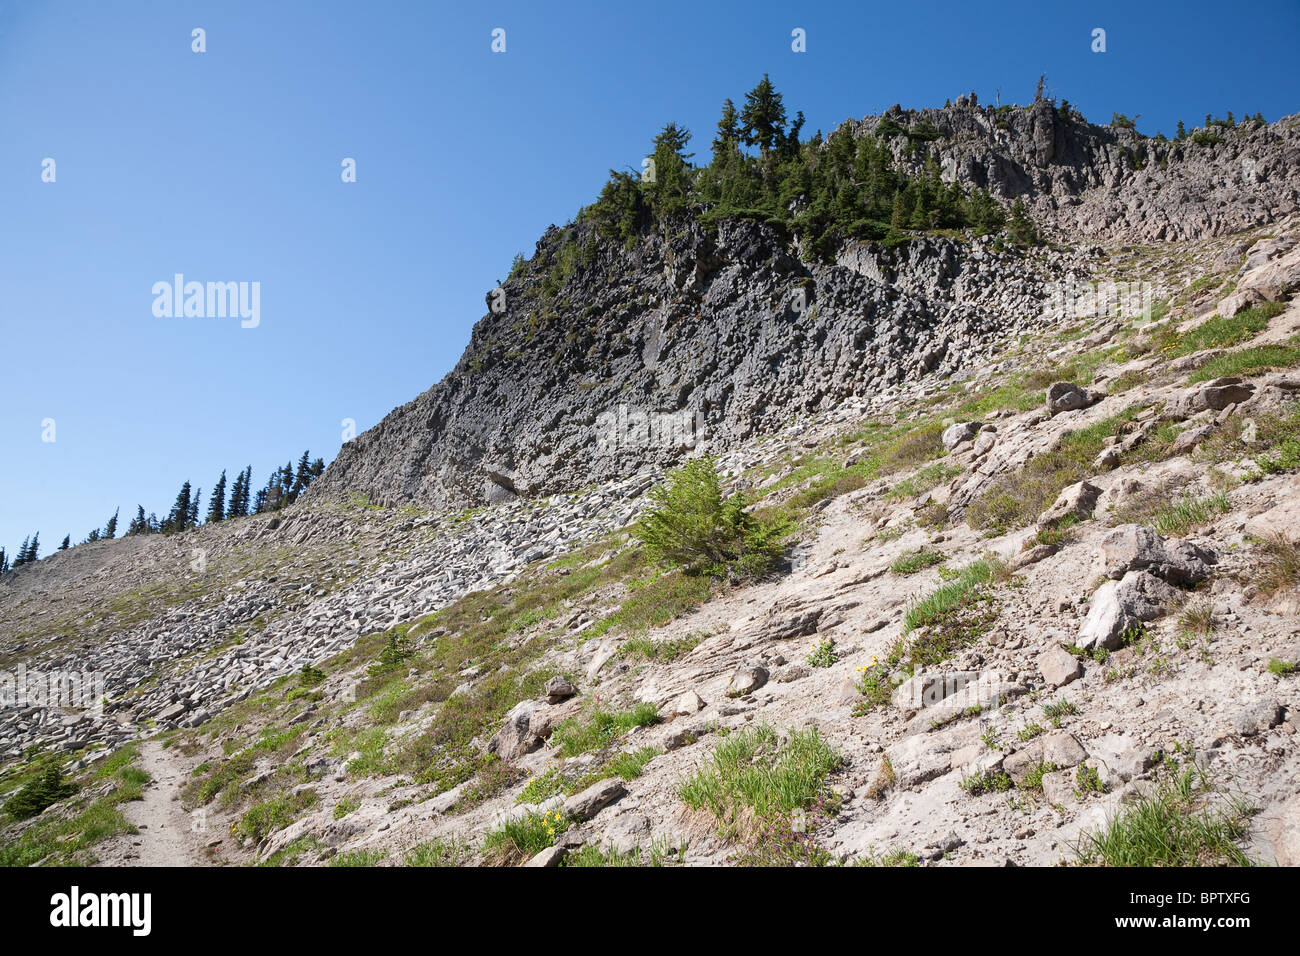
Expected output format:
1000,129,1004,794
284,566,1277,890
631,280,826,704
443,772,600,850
307,105,1300,511
866,98,1300,241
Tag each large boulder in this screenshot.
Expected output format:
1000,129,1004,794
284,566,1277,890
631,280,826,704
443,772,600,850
544,676,578,704
563,778,626,821
1220,241,1300,315
1037,480,1102,528
488,700,542,759
1077,570,1180,651
1038,645,1083,688
1046,382,1093,417
727,663,769,697
1100,525,1215,586
1168,378,1255,418
1245,481,1300,543
942,421,981,451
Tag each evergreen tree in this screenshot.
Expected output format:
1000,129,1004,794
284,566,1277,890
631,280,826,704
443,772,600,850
645,124,694,215
711,98,741,165
59,535,70,551
739,74,787,156
85,528,100,544
104,508,119,540
1006,198,1040,245
239,466,254,515
13,536,29,568
207,471,228,523
1176,119,1187,140
227,469,245,519
187,488,200,529
166,482,193,533
0,548,7,574
128,505,148,535
25,533,39,563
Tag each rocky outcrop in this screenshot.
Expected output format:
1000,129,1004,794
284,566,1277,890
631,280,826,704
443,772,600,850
854,100,1300,242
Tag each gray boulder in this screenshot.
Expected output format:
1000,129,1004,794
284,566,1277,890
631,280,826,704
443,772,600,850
563,778,627,821
1100,524,1215,586
1037,480,1102,528
1038,645,1083,688
1077,570,1180,651
942,421,981,451
1046,382,1092,416
727,664,769,697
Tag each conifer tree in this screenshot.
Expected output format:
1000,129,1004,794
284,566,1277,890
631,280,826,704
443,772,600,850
711,98,741,164
646,124,694,215
166,482,193,533
239,466,254,515
0,548,7,573
739,74,787,156
104,508,119,540
128,505,148,535
59,535,70,551
187,489,200,529
207,471,228,523
290,452,313,503
1006,197,1039,245
14,536,30,568
25,533,39,563
227,469,245,519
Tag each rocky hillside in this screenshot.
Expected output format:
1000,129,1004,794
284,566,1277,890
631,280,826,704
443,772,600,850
308,105,1300,513
3,98,1300,870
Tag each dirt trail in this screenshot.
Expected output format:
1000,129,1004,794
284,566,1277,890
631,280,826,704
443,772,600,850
113,739,211,866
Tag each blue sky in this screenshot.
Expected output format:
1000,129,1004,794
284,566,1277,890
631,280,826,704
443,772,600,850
2,0,1298,557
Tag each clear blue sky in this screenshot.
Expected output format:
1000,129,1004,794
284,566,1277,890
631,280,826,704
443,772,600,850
3,0,1298,557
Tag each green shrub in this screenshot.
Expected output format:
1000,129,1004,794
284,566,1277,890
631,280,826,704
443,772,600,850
633,457,787,579
960,769,1013,796
806,637,838,668
2,765,78,821
1148,492,1230,536
404,838,470,867
1189,343,1300,383
903,558,1004,634
618,632,703,662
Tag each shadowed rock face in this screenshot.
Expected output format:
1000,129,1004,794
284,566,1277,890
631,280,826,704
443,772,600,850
306,106,1300,513
307,219,1075,511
